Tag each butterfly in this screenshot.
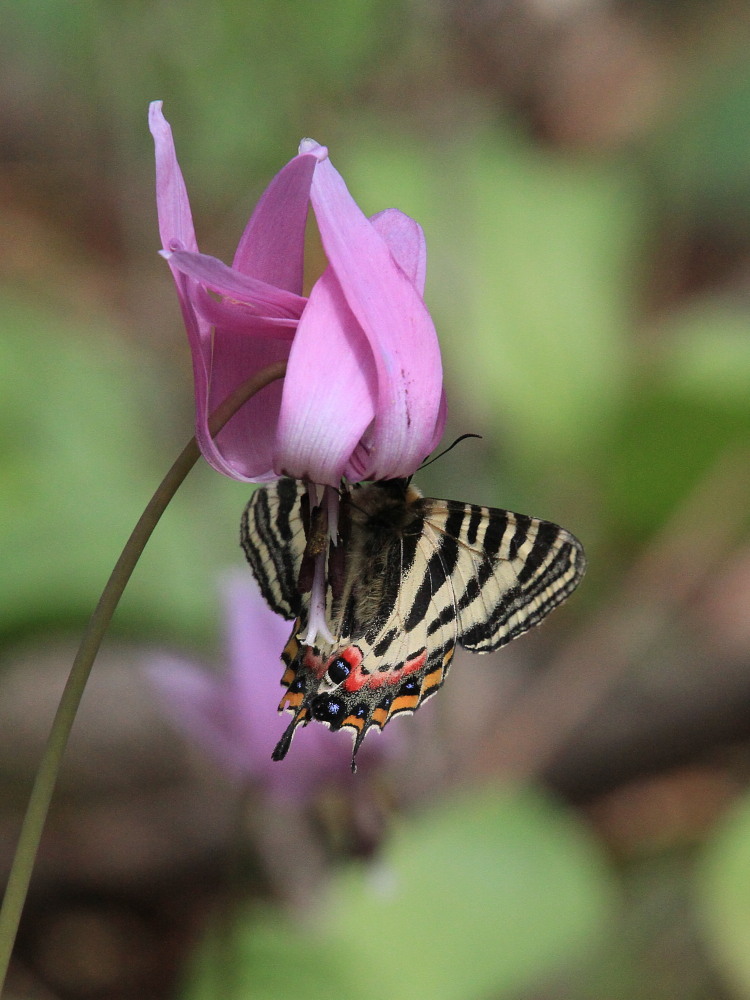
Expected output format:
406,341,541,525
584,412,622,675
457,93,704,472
241,477,586,770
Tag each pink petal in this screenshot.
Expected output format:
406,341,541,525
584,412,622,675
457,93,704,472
275,267,377,485
275,205,441,485
430,387,449,455
309,157,444,480
370,208,427,295
232,153,319,294
150,103,216,476
222,572,293,742
175,277,213,473
192,285,297,340
165,250,306,319
146,655,247,776
148,102,198,254
199,324,293,482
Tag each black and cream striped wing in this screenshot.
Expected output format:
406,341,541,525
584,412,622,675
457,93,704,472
418,499,586,653
240,480,585,766
240,478,307,621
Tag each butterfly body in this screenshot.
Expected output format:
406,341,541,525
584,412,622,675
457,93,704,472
241,477,585,767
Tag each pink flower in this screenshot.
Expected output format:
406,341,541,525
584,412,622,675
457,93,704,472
146,574,379,800
149,102,445,487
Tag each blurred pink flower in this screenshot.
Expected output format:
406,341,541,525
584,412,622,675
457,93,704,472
147,574,381,800
150,102,445,487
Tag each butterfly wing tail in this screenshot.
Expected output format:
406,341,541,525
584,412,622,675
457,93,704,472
271,706,309,761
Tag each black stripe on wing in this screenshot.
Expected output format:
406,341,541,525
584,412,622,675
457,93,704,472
240,478,307,620
421,499,586,653
358,526,424,645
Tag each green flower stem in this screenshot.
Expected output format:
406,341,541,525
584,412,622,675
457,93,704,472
0,360,287,994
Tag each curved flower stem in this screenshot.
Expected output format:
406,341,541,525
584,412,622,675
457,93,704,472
0,360,287,993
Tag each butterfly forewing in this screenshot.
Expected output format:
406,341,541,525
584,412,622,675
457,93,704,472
241,478,307,621
420,500,586,653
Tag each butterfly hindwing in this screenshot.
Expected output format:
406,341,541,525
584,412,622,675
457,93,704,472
265,487,460,761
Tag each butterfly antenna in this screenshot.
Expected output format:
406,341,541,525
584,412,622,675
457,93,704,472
419,433,482,471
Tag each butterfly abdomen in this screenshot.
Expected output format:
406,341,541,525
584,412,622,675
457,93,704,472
334,481,427,641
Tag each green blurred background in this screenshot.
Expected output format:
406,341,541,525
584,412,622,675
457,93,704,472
4,1,750,997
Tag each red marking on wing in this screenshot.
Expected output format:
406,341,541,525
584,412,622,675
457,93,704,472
302,646,327,681
299,645,365,683
343,647,427,693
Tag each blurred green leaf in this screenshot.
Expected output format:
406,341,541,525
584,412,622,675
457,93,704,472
662,299,750,404
601,383,750,536
697,790,750,998
186,908,351,1000
599,295,750,537
0,292,251,644
342,124,642,469
187,785,614,1000
325,785,614,1000
5,0,403,208
649,53,750,232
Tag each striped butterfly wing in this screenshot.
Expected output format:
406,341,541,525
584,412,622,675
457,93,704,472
418,499,586,653
240,480,585,766
335,496,586,743
240,477,307,621
331,512,465,755
268,520,465,764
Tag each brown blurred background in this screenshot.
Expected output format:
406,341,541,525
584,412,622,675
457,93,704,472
4,1,750,997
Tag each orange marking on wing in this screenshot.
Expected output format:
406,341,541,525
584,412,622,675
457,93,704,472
390,694,419,714
421,666,444,693
280,665,296,687
282,634,300,664
279,691,304,711
371,707,389,728
342,714,366,732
